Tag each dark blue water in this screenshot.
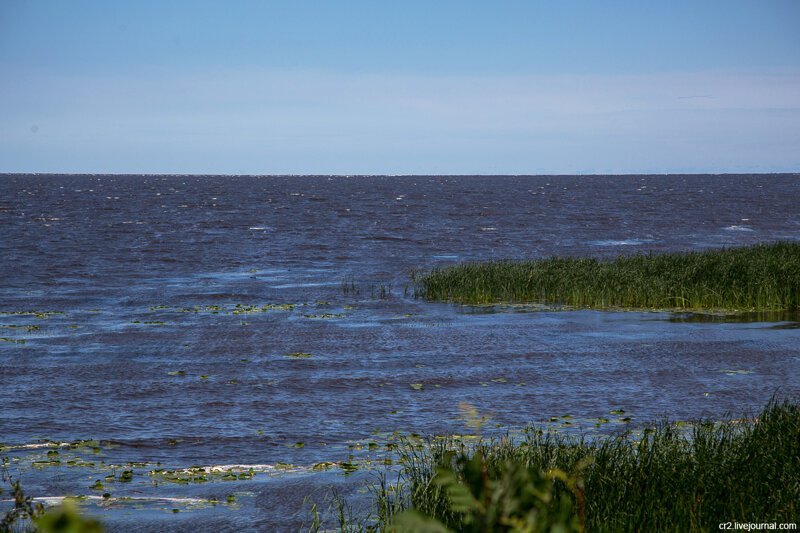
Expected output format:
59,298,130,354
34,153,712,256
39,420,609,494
1,174,799,531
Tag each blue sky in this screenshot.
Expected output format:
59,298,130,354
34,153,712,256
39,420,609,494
1,1,799,174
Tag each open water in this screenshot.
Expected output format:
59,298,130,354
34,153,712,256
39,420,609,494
1,174,799,531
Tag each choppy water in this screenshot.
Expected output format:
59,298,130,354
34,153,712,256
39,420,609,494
1,174,799,531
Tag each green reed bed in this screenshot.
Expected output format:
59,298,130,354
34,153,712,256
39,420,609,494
325,399,800,532
413,242,800,311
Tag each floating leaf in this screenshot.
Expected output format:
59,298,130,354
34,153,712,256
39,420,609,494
339,462,358,474
32,460,60,468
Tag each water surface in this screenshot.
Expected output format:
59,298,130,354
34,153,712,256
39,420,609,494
1,174,799,530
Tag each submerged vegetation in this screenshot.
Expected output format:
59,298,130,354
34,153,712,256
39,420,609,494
413,242,800,311
313,399,800,532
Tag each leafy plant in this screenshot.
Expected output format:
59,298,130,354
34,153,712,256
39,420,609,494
0,471,44,533
1,458,103,533
390,451,591,532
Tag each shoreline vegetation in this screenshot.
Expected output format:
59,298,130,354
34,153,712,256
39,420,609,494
4,400,798,531
314,399,800,532
412,242,800,312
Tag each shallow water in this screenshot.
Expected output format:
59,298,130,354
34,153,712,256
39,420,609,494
1,174,799,531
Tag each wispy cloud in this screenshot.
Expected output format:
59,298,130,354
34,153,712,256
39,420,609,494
1,68,799,173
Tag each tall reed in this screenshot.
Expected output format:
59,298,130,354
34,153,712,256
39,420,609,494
341,399,800,532
413,242,800,311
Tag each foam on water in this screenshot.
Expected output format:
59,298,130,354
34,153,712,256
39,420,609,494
0,496,212,506
724,225,754,232
590,239,654,246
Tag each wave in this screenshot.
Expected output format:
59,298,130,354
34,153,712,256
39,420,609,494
0,495,211,506
723,225,754,232
590,239,653,246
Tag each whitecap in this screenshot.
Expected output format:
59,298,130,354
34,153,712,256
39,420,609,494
0,441,71,450
590,239,653,246
723,225,754,232
171,464,276,474
0,495,210,506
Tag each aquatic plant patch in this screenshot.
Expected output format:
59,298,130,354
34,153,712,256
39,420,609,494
413,242,800,311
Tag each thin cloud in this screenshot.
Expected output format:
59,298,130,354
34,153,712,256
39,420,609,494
1,68,798,174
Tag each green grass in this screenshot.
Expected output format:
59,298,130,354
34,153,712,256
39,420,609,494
413,242,800,311
318,399,800,532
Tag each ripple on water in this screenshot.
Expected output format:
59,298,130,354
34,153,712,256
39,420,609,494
589,238,654,246
1,174,799,528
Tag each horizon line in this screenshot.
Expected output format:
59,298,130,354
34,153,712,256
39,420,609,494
2,171,799,178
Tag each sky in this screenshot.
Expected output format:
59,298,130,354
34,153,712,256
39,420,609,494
1,0,799,175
